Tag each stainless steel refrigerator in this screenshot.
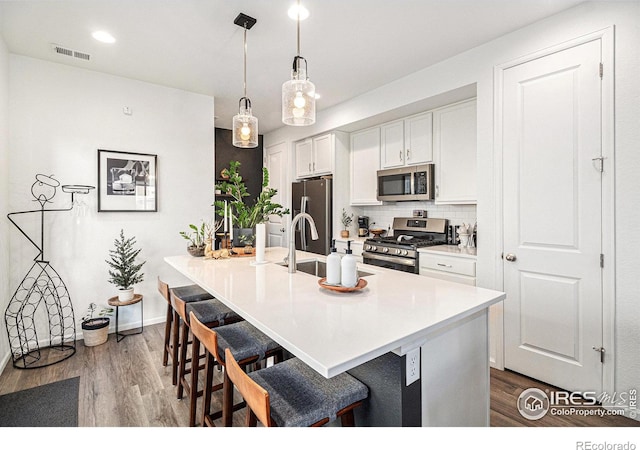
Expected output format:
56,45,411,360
292,178,332,255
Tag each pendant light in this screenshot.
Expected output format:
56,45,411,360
282,0,316,126
232,13,258,148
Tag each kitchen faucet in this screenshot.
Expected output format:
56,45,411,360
288,212,319,273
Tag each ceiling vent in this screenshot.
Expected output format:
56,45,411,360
51,44,91,61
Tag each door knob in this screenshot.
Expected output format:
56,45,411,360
280,228,285,233
505,253,517,262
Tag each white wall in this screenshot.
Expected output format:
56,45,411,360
0,27,11,366
265,1,640,411
6,56,214,360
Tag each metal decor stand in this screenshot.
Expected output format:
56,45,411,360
4,174,94,369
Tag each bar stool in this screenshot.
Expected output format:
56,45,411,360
224,348,369,427
157,278,214,385
189,311,283,427
173,291,240,427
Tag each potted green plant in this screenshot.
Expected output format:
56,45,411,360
179,221,209,257
239,233,256,254
81,302,114,347
106,229,145,301
214,161,289,246
341,208,354,238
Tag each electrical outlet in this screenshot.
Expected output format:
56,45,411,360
406,347,420,386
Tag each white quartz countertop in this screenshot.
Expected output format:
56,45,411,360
165,247,503,378
418,245,477,259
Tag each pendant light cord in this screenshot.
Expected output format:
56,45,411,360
243,24,247,99
296,0,301,56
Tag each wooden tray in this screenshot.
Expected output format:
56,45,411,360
230,247,256,257
318,277,367,293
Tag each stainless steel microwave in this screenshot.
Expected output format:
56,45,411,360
377,164,434,201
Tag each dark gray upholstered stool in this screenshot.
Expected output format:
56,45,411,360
157,278,214,385
189,312,283,427
173,291,240,427
225,348,368,427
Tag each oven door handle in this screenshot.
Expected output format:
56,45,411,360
362,251,416,267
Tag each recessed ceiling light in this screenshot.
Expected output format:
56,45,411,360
92,30,116,44
288,4,309,20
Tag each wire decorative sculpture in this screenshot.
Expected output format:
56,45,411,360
5,174,94,369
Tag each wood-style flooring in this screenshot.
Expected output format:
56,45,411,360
0,323,637,427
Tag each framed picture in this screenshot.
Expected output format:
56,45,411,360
98,149,157,212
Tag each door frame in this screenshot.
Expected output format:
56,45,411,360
492,26,615,395
264,140,289,247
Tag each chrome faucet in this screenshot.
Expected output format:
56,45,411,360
288,212,319,273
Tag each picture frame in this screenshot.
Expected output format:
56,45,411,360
97,149,157,212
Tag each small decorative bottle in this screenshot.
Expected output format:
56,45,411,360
326,239,342,285
340,240,358,288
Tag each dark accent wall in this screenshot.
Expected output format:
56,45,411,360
347,352,422,426
214,128,264,207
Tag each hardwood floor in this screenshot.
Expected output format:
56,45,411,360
0,323,637,428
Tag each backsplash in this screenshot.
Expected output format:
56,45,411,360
359,202,477,233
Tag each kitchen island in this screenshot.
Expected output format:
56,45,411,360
165,247,504,426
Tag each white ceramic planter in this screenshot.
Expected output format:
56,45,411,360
118,288,134,302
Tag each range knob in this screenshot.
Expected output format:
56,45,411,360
364,244,371,251
402,250,409,256
395,249,402,255
382,247,389,253
371,245,377,251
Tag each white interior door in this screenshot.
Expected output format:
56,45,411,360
265,141,288,248
502,39,603,394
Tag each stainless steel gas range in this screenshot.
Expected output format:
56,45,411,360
362,217,448,274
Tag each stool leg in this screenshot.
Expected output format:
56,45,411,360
188,336,201,427
177,321,189,399
222,368,234,427
171,311,180,386
246,409,258,427
162,304,172,367
340,410,356,427
202,352,215,427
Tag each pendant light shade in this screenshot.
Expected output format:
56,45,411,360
282,1,316,126
282,56,316,126
233,14,258,148
232,97,258,148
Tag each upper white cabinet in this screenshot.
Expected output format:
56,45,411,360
295,138,313,178
350,127,382,206
380,112,433,169
433,99,477,204
294,133,334,179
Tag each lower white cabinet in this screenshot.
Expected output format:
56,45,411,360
419,248,477,286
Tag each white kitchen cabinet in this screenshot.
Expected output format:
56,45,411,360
380,120,405,168
433,99,477,204
419,247,477,286
350,127,382,206
295,138,313,178
380,112,433,169
294,133,334,179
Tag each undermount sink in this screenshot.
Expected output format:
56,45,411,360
278,259,374,278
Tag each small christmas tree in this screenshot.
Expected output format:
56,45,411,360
106,229,145,290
